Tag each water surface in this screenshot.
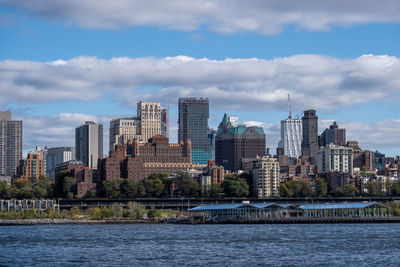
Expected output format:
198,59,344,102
1,224,399,266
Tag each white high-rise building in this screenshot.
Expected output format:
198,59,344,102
317,144,353,175
279,118,302,158
75,121,103,169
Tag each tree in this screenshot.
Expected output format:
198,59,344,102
143,176,164,197
54,171,76,199
0,181,11,199
222,176,249,197
147,173,171,197
111,203,123,218
103,178,123,199
121,179,138,198
208,183,223,197
279,180,311,198
296,180,312,197
70,206,81,218
366,182,378,196
330,187,345,197
136,182,147,197
392,181,400,196
63,177,77,199
127,201,146,219
32,176,54,199
240,173,254,196
314,178,328,197
11,179,33,199
174,172,200,197
147,206,159,219
343,184,359,197
280,182,293,197
85,188,97,198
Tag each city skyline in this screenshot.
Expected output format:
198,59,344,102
1,1,399,156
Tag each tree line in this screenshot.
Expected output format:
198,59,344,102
0,172,250,199
3,172,400,200
280,178,400,198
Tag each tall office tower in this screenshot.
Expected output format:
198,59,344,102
319,121,346,147
208,129,216,161
75,121,103,169
178,97,212,165
279,118,302,158
18,146,46,179
137,101,162,143
0,111,23,176
301,109,319,162
215,113,266,172
109,117,141,151
46,147,75,177
161,107,169,138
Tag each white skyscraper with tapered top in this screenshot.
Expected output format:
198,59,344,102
278,94,302,158
280,118,302,158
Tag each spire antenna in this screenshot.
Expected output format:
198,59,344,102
288,93,292,119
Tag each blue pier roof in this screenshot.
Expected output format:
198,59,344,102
298,202,387,210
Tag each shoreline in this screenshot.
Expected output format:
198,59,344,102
0,218,161,226
3,217,400,225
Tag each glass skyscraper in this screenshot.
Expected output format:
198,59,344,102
178,97,212,165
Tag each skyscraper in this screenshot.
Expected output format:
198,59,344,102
161,107,169,138
301,109,319,162
75,121,103,169
319,121,346,147
46,147,75,177
109,117,141,150
0,111,23,176
109,101,162,151
178,97,212,164
137,101,162,143
279,118,302,158
215,113,266,172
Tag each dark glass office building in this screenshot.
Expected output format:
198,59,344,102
301,109,319,163
178,97,212,164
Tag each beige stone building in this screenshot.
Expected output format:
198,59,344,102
252,156,280,197
109,101,164,151
137,101,162,143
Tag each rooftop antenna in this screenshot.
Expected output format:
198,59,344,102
288,93,292,119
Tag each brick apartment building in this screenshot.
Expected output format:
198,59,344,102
99,135,194,181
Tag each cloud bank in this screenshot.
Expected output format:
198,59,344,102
4,0,400,34
1,54,400,111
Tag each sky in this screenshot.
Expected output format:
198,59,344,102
0,0,400,156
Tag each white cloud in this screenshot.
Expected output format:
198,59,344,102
16,113,114,155
1,54,400,111
4,0,400,34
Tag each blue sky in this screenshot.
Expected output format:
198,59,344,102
1,0,400,156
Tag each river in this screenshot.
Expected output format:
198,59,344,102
1,224,399,266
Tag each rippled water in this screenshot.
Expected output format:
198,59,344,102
1,224,400,266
